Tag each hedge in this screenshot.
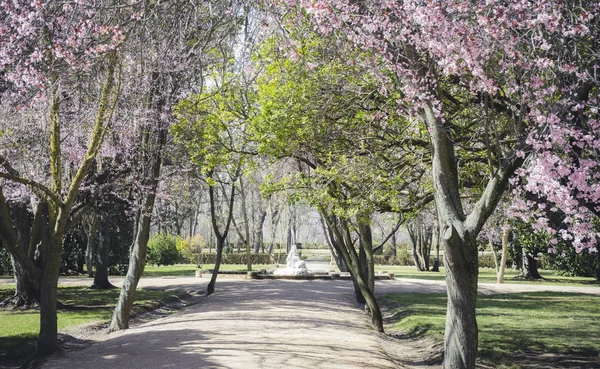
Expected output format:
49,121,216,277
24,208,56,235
197,253,273,265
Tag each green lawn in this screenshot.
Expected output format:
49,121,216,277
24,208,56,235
0,286,174,361
385,292,600,367
375,265,599,286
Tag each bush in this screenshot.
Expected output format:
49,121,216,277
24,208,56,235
177,234,206,267
0,247,13,275
147,233,181,267
374,248,413,265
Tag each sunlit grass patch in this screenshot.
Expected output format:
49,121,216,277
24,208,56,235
386,292,600,367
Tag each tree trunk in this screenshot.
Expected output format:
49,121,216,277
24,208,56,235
207,236,225,296
253,209,267,254
109,70,167,331
408,220,432,272
497,227,510,284
358,221,375,294
421,102,520,369
321,211,383,332
520,249,542,279
84,211,99,278
1,198,42,308
442,231,479,369
320,216,346,272
489,239,499,273
7,256,40,308
239,178,252,271
37,206,68,356
205,166,239,295
109,139,163,332
91,214,116,289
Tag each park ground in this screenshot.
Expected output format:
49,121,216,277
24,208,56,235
1,264,599,369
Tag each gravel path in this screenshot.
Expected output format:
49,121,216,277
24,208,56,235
5,275,598,369
42,278,398,369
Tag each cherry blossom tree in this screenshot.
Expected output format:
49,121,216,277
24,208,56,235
0,0,123,355
271,1,599,367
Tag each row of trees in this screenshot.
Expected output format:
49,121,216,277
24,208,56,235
1,1,598,368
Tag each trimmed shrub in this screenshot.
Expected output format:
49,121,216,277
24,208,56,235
147,233,181,267
198,253,272,265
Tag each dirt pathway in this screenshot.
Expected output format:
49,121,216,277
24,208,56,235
41,279,399,369
11,276,599,369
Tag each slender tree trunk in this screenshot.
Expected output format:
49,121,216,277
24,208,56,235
322,211,383,332
239,178,251,271
253,209,267,254
205,167,238,295
358,221,375,294
108,135,163,331
109,70,167,331
497,227,510,283
207,236,225,296
320,215,346,271
489,239,499,273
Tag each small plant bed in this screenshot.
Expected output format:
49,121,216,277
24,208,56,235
0,286,179,366
384,291,600,368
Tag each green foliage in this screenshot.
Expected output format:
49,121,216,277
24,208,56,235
176,234,206,267
172,76,253,176
252,32,429,219
147,233,181,267
0,247,12,275
546,242,600,279
511,219,549,255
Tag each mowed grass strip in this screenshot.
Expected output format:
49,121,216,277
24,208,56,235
375,266,599,286
386,292,600,367
0,286,174,359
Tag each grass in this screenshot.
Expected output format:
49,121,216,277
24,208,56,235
142,263,277,277
386,291,600,367
375,265,599,286
0,286,174,360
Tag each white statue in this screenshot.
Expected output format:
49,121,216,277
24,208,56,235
274,244,309,276
286,244,306,269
